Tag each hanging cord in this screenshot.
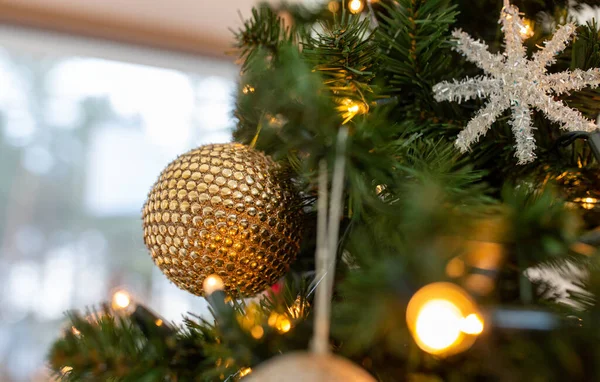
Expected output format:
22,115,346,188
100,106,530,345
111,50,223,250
311,127,348,355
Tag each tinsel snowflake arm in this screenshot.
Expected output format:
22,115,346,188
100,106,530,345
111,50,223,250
544,68,600,95
433,76,500,103
500,5,526,63
509,104,536,164
533,95,597,132
533,23,577,69
452,30,505,76
455,94,511,153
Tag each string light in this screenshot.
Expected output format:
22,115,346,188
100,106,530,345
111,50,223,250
407,282,484,356
203,275,225,295
328,1,340,13
111,290,132,311
519,19,535,39
267,312,293,333
460,313,484,335
415,300,463,352
573,197,599,210
239,367,252,377
338,98,368,123
242,84,255,94
349,0,364,14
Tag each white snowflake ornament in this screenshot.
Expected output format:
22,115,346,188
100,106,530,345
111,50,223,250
433,1,600,164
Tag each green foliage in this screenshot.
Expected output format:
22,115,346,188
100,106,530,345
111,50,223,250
503,184,581,269
48,307,216,381
303,14,380,106
233,6,295,70
376,0,458,102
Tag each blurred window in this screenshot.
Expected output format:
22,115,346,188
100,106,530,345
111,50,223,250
0,26,237,381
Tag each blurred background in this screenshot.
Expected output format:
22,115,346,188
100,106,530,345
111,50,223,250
0,0,305,380
0,0,598,381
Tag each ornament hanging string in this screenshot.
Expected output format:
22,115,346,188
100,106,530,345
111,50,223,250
312,127,348,355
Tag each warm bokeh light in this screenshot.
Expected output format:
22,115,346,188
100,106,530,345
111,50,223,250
465,274,495,296
407,282,484,356
446,257,466,278
111,290,131,311
251,325,264,339
278,318,292,333
60,366,73,375
203,274,225,295
328,1,340,13
242,84,255,94
240,367,252,377
339,98,368,123
155,319,164,327
573,196,599,210
349,0,364,14
268,312,293,333
71,326,81,336
415,299,462,352
519,19,535,39
460,313,484,335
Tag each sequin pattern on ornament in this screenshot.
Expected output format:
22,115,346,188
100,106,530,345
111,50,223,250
142,143,302,297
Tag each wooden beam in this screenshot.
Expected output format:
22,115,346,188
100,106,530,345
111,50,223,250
0,1,229,58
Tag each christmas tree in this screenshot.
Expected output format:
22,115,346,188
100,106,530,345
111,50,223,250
49,0,600,380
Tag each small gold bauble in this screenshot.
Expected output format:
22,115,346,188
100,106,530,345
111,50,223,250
142,143,302,297
245,353,376,382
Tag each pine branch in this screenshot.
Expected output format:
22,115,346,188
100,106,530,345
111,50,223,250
233,6,295,70
303,14,380,110
376,0,458,100
503,184,581,267
48,306,215,381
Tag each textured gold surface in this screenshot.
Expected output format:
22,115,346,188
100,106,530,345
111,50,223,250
142,143,302,297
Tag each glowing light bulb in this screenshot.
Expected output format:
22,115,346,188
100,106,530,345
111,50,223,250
349,0,364,14
111,290,131,311
460,313,484,335
407,282,484,356
278,318,292,333
519,19,534,39
240,367,252,377
203,275,225,295
573,197,598,210
338,98,368,123
415,299,463,352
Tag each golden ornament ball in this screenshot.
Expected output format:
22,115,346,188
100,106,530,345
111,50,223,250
142,143,302,297
245,353,376,382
